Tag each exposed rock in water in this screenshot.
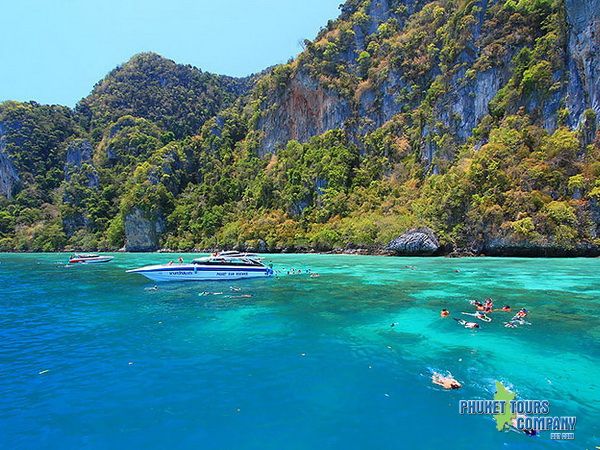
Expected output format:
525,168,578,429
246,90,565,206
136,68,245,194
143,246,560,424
124,207,165,252
0,146,19,199
387,227,440,256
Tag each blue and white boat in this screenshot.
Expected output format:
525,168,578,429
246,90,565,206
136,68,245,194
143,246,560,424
126,253,273,282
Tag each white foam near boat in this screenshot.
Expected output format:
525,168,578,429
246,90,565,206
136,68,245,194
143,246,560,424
69,254,114,264
126,253,273,282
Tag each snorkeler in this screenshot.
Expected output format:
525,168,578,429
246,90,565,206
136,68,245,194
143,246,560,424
475,311,492,322
454,318,480,329
483,298,494,313
440,309,450,318
462,311,492,322
471,300,487,311
513,308,529,320
501,305,511,312
432,372,462,390
511,414,538,436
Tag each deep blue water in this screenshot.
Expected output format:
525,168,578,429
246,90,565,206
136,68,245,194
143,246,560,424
0,254,598,449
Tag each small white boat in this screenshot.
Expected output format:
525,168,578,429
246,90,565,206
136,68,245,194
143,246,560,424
126,254,273,282
68,254,114,264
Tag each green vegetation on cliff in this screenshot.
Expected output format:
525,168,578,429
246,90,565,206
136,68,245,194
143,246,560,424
0,0,598,254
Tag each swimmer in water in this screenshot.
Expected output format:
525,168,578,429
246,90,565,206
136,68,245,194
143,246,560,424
512,308,529,321
483,298,494,313
454,318,480,329
471,300,486,311
178,257,184,263
440,309,450,318
511,415,538,436
475,311,492,321
501,305,511,312
432,372,462,390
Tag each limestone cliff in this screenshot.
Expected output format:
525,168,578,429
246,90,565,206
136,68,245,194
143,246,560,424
124,207,165,252
257,69,351,155
565,0,600,127
0,123,19,199
254,0,600,163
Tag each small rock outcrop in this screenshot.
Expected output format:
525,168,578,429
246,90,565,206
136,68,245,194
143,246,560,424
124,207,165,252
387,227,440,256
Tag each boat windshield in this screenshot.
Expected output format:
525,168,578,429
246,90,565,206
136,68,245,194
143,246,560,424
192,256,263,267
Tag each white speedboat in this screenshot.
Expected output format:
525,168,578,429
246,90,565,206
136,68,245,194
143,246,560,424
69,254,114,264
126,254,273,282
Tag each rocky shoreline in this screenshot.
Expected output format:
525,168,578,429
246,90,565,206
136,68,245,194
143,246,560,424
135,227,600,258
2,228,599,258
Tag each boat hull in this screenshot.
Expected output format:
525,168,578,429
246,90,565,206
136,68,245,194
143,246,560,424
127,264,273,282
69,256,114,264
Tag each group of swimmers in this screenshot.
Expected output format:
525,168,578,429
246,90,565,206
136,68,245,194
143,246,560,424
438,298,530,329
275,268,321,278
199,286,253,299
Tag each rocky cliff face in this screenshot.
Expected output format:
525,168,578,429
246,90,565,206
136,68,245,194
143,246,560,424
121,141,197,251
64,139,99,188
258,69,351,155
255,0,599,161
565,0,600,127
0,123,19,199
124,207,165,252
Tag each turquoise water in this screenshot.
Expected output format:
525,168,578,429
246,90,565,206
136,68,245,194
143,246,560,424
1,254,598,449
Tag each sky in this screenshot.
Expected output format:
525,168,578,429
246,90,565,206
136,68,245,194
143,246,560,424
0,0,341,107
